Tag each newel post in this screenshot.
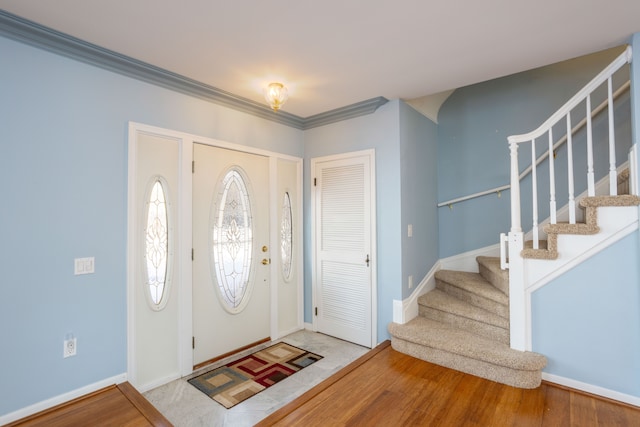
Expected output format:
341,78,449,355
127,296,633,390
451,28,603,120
508,140,526,351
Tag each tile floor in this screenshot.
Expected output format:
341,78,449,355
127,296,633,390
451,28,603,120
144,330,369,426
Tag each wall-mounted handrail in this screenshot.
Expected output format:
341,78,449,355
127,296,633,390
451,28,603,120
437,184,510,208
437,79,630,209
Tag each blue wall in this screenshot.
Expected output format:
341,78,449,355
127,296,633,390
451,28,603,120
0,36,302,416
399,103,439,299
3,22,639,418
531,232,640,396
303,100,403,342
437,47,631,257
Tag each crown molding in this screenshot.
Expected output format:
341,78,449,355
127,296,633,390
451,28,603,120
301,97,389,129
0,9,387,130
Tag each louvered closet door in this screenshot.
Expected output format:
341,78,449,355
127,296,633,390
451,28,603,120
314,153,374,348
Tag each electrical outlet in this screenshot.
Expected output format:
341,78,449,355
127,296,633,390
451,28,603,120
408,275,414,289
64,337,77,358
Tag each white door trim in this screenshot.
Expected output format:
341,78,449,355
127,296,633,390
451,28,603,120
310,149,377,348
127,122,303,386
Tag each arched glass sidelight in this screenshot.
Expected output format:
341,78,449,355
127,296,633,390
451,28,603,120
211,168,254,313
144,179,170,309
281,192,293,281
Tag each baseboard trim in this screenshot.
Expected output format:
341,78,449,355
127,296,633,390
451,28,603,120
543,372,640,407
304,322,314,331
440,244,500,272
136,372,181,394
393,262,441,324
276,326,305,341
0,373,128,425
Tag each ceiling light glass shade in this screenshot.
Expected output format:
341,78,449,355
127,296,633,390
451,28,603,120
264,82,288,112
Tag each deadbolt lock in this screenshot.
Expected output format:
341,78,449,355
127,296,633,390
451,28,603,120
262,245,268,252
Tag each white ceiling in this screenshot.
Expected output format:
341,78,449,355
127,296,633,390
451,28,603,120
2,0,640,118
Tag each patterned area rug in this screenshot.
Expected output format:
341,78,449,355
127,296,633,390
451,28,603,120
188,342,323,409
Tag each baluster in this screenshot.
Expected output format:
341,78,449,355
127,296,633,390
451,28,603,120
608,77,617,195
548,128,556,224
531,140,539,249
586,94,595,196
566,113,576,224
509,142,522,233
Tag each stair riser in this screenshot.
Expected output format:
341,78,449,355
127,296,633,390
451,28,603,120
418,305,509,345
390,337,542,389
435,280,509,319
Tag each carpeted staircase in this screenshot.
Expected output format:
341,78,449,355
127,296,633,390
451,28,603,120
389,169,639,389
388,256,547,388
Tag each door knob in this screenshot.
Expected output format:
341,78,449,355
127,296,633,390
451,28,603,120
262,258,271,265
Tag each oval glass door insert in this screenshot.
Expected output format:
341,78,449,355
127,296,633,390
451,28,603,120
211,168,254,313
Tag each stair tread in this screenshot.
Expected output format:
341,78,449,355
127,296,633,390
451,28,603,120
544,222,599,235
419,289,509,329
521,248,558,260
579,194,640,207
434,270,508,305
389,317,546,370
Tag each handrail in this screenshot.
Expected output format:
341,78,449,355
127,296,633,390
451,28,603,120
437,184,510,208
508,46,631,144
505,45,633,352
437,79,630,208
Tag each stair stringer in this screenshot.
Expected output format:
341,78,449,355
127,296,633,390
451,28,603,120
524,161,629,243
520,205,639,350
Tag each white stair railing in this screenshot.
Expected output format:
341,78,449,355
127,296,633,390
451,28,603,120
504,46,632,351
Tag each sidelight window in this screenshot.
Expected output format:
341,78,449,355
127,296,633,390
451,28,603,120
144,178,170,309
281,192,293,281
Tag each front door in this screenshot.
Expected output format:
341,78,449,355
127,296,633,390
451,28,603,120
192,143,271,366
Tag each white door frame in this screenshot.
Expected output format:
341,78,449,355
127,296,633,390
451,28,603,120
310,149,377,348
127,122,303,388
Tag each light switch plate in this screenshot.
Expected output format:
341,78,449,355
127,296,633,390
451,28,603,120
74,257,95,275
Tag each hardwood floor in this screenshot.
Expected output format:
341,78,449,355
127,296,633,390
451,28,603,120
257,341,640,426
7,342,639,426
6,382,172,427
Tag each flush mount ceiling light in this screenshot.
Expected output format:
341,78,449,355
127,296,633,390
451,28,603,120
264,82,289,112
